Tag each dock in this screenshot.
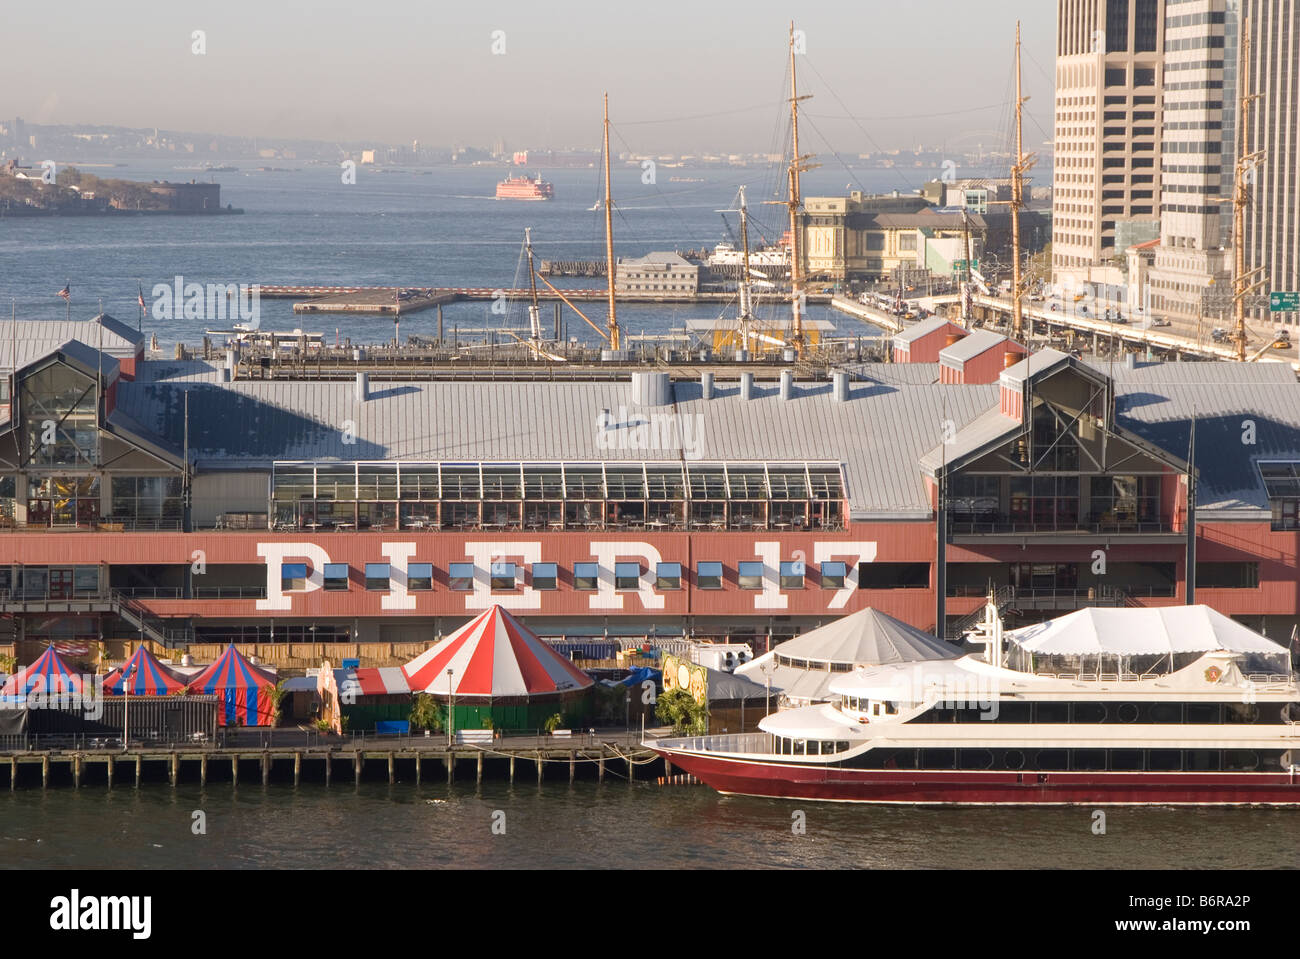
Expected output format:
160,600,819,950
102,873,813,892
1,734,669,790
255,284,833,317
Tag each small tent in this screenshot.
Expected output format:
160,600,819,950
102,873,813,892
186,645,278,726
102,645,186,695
0,646,86,698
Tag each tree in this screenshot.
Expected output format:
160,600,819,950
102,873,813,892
265,680,287,725
655,687,707,735
409,694,443,733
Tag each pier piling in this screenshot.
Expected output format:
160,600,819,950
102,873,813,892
476,751,483,784
509,755,515,783
294,752,301,786
414,754,421,785
324,751,332,786
537,752,543,784
598,755,605,783
73,755,81,789
106,755,114,789
262,753,270,786
136,754,142,788
388,752,395,785
569,751,575,784
171,753,179,787
353,751,362,784
447,754,454,784
42,755,49,789
231,755,238,787
200,754,207,787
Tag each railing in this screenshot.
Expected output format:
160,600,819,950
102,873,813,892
949,517,1172,536
114,587,184,599
649,732,777,755
947,585,1016,639
192,586,268,599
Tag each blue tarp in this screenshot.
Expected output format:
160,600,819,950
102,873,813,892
620,666,661,687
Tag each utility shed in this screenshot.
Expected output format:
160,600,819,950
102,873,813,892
938,330,1027,384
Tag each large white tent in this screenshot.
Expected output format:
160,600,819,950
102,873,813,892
736,607,960,704
1004,606,1291,675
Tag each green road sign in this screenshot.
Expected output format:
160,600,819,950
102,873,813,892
1271,292,1300,312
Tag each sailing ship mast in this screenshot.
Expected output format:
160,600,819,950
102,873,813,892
770,22,817,356
1009,20,1036,344
603,92,622,352
524,227,543,357
738,186,755,347
1232,15,1266,362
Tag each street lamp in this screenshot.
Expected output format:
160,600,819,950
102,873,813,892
446,668,454,747
121,659,136,752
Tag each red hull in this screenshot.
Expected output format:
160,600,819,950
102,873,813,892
652,749,1300,805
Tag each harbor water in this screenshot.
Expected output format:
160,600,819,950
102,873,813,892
0,163,976,348
3,783,1298,869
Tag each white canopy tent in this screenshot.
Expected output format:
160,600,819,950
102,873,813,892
1004,606,1291,677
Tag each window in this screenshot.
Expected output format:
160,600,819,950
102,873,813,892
1195,562,1259,589
323,563,350,591
858,563,929,589
448,563,475,591
365,563,390,590
531,562,557,590
656,562,682,590
281,563,307,592
490,562,517,590
697,562,723,590
820,561,847,589
738,561,764,590
408,563,433,591
615,562,641,590
574,562,599,591
779,560,805,589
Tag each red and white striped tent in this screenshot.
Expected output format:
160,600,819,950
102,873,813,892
336,666,410,699
403,606,593,698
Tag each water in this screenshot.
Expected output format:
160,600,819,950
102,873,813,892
0,162,975,349
3,782,1298,869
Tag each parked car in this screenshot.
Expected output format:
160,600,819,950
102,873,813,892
1151,317,1171,327
1212,327,1229,342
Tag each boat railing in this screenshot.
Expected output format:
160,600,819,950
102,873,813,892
650,732,776,755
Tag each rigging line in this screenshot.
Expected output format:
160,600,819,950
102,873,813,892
797,54,925,196
806,101,1015,123
610,123,707,249
617,102,779,125
798,110,872,197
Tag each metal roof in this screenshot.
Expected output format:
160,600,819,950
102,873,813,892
0,316,142,371
114,376,998,518
939,328,1009,365
918,407,1022,476
893,316,958,346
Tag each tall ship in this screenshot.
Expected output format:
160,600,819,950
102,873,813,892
647,603,1300,805
496,173,554,201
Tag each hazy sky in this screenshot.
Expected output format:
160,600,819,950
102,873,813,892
1,1,1056,154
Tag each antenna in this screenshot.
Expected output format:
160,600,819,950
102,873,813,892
603,93,621,352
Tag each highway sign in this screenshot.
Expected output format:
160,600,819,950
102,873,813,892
1202,291,1270,311
1270,292,1300,312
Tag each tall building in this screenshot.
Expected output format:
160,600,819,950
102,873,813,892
1143,0,1238,323
1053,0,1167,292
1241,0,1300,325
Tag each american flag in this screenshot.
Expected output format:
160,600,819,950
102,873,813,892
57,283,70,301
138,283,147,312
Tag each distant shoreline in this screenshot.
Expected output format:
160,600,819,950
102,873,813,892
0,206,244,218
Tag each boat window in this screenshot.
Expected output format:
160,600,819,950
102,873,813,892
1148,703,1182,724
921,749,957,770
1110,750,1144,771
1034,702,1070,724
883,701,898,715
1036,749,1069,770
1117,703,1140,724
1072,702,1107,723
1225,703,1260,724
872,703,881,716
1223,750,1259,771
1071,749,1107,771
1185,703,1221,724
1148,750,1182,771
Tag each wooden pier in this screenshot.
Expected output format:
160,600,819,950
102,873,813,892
1,742,664,790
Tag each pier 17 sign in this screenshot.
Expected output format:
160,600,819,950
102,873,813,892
254,538,878,613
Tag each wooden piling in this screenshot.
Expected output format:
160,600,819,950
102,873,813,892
262,753,270,786
537,752,543,784
200,754,207,787
106,754,114,789
665,759,673,777
509,754,515,783
231,755,238,787
294,752,301,786
476,751,483,784
628,754,634,782
136,754,142,787
388,752,395,785
414,754,421,785
446,753,454,784
353,751,362,784
171,753,179,787
42,754,49,789
569,751,575,784
324,751,332,786
73,755,82,789
598,754,605,783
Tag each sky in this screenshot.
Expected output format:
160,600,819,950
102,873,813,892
0,0,1057,155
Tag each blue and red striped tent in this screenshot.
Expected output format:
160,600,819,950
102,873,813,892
102,646,186,696
186,646,278,726
0,646,86,698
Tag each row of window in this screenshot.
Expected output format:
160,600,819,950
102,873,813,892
287,560,853,593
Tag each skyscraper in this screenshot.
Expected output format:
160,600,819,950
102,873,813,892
1142,0,1237,323
1240,0,1300,325
1053,0,1167,292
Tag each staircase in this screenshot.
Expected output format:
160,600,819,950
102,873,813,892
946,586,1016,640
110,592,194,649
